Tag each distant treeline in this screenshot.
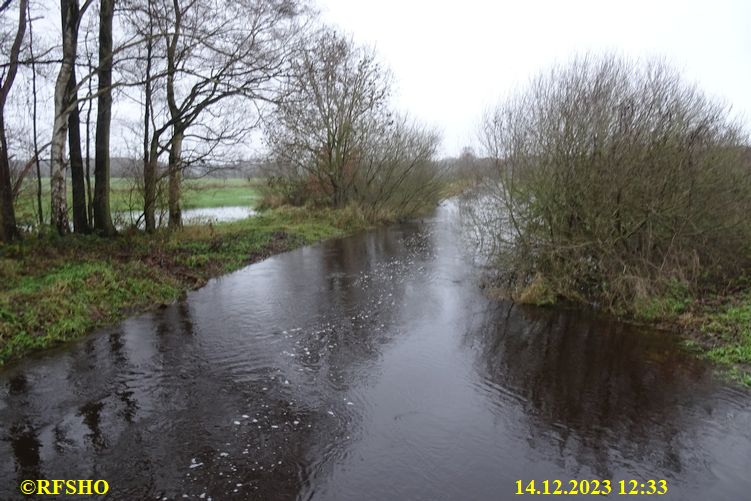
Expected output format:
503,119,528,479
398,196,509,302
0,0,450,241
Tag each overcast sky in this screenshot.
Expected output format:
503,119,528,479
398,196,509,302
316,0,751,157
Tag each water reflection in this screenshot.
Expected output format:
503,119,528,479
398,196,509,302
464,301,751,499
7,421,42,480
78,401,107,451
0,202,749,501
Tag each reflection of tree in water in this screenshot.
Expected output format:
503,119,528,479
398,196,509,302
264,222,435,495
469,301,713,478
7,420,42,480
1,373,43,496
86,257,413,500
108,330,139,423
78,401,107,451
8,372,28,396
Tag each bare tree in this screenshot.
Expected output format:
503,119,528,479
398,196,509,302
149,0,306,228
266,29,391,208
0,0,27,242
92,0,116,235
68,60,89,232
265,29,443,218
82,15,95,227
77,0,308,232
27,0,44,227
141,0,154,230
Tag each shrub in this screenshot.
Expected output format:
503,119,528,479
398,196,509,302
263,29,446,221
474,54,751,312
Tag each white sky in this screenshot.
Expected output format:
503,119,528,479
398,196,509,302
316,0,751,156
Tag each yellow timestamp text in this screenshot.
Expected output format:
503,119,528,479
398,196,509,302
515,479,668,496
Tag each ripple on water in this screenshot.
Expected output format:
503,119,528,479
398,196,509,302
1,201,751,501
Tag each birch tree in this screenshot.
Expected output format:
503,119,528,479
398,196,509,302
49,0,94,234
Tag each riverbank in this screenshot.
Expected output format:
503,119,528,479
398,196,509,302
611,287,751,387
0,206,371,366
492,280,751,387
652,291,751,387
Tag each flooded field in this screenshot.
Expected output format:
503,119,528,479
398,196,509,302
115,206,256,229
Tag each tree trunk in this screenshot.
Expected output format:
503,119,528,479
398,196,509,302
0,113,19,242
167,129,183,229
142,27,156,233
165,0,182,229
50,0,80,235
0,0,27,241
50,94,70,234
68,68,89,233
85,89,93,228
0,0,27,242
93,0,116,236
84,39,94,229
144,136,159,232
28,0,43,228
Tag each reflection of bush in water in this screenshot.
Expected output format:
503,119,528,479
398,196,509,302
471,302,713,476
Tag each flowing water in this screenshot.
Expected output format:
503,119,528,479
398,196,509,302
1,202,750,500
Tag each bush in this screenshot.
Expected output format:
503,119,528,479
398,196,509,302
263,29,446,221
474,54,751,312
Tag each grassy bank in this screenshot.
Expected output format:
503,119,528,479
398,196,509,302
0,206,370,366
636,289,751,387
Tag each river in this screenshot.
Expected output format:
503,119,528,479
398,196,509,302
1,201,750,500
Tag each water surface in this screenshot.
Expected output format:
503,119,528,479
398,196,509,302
1,202,749,500
115,206,256,228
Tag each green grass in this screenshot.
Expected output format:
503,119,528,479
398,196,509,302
182,178,262,209
634,280,692,321
700,298,751,385
14,177,262,224
0,261,181,361
0,206,368,365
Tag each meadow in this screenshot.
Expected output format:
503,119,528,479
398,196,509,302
14,177,262,225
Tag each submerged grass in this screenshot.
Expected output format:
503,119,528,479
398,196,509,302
0,207,369,366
